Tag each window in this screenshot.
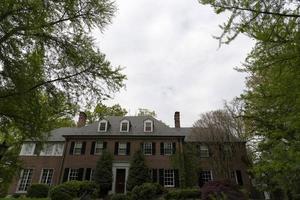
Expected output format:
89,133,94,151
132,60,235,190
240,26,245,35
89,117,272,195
120,120,129,132
40,143,54,156
40,169,54,185
73,142,82,155
164,143,173,155
94,141,104,155
20,143,35,156
53,143,64,156
118,142,127,155
144,142,152,155
144,120,153,132
98,120,108,132
17,169,33,192
231,170,243,186
68,169,79,181
164,170,175,187
224,144,232,158
199,144,209,158
199,170,212,186
89,169,94,181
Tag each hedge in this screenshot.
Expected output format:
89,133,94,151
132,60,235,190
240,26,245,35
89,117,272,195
164,188,201,200
27,184,49,198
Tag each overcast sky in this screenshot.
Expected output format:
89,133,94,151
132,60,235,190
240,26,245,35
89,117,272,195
94,0,254,127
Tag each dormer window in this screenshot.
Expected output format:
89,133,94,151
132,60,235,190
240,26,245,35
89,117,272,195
120,120,130,132
98,120,108,132
144,120,153,132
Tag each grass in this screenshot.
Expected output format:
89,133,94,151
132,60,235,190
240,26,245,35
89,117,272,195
0,198,49,200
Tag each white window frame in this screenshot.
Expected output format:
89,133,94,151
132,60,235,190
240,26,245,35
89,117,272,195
53,143,64,156
89,169,94,181
164,169,175,187
144,119,153,132
199,144,209,158
164,143,173,155
118,142,127,155
143,142,152,155
20,143,36,156
68,168,79,181
98,120,108,132
39,168,54,185
94,141,104,155
17,169,33,192
200,170,213,184
40,143,54,156
120,120,130,132
73,142,82,155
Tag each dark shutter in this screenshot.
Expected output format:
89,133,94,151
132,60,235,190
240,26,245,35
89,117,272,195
114,142,119,155
63,168,69,182
69,142,75,155
81,142,86,155
90,142,95,155
152,142,156,155
159,169,164,186
140,142,144,153
78,168,84,180
85,168,91,180
152,169,158,183
160,143,164,155
103,142,107,149
126,142,131,155
236,170,243,186
174,169,179,188
172,143,176,154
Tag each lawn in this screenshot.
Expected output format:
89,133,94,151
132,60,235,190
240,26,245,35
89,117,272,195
0,198,49,200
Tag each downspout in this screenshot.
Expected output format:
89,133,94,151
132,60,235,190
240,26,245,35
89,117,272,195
58,137,68,183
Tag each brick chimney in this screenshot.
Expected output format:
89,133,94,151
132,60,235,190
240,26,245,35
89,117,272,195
77,112,87,127
174,111,180,128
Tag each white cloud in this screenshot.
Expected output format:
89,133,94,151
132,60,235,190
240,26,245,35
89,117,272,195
94,0,254,127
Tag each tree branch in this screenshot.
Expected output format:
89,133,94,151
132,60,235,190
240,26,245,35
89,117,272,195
0,67,90,99
213,4,300,18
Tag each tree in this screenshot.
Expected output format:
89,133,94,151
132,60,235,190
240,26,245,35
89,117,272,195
93,150,113,196
198,0,300,198
192,105,252,182
86,103,127,123
127,151,150,191
136,108,156,117
0,0,125,194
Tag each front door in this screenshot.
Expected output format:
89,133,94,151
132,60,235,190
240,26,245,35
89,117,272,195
115,169,126,193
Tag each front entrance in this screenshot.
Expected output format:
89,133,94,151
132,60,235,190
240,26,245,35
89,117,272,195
115,169,126,193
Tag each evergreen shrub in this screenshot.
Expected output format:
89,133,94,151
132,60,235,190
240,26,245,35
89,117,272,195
27,183,49,198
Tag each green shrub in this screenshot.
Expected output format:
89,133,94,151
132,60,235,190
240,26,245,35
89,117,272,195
49,180,97,200
164,188,201,200
49,185,73,200
111,193,131,200
131,183,162,200
27,183,50,198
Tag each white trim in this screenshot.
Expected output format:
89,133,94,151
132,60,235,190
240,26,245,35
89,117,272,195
39,168,54,185
20,143,36,156
120,120,130,132
98,120,108,132
111,162,130,194
144,119,153,132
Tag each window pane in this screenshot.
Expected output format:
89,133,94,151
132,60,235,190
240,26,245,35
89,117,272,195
164,169,175,187
99,122,107,131
121,122,128,131
145,122,152,132
69,169,79,181
164,143,172,155
20,143,35,155
144,142,152,155
95,141,103,155
53,143,64,156
118,143,127,155
199,171,212,184
40,169,53,185
73,142,82,155
199,145,209,158
18,169,33,191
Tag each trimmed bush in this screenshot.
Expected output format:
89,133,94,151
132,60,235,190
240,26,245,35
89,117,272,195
164,188,201,200
49,185,73,200
131,183,163,200
201,180,247,200
27,183,50,198
111,193,131,200
49,180,97,200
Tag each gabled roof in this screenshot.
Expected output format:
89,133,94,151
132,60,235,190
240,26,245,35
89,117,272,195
47,116,189,141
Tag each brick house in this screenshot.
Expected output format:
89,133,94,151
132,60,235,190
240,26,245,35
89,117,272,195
8,112,251,194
